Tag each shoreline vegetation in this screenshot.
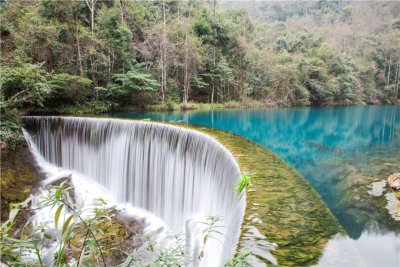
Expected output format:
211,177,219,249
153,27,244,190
1,0,399,148
28,100,384,117
116,100,373,113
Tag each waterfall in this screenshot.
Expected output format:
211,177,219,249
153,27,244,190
23,116,246,266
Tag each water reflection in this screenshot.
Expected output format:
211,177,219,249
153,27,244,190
316,232,400,267
112,106,398,169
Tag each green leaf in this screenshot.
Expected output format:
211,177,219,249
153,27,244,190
203,235,208,245
54,204,64,230
97,197,107,205
20,196,32,208
9,208,20,222
235,174,250,196
55,189,61,202
33,240,44,267
62,214,74,236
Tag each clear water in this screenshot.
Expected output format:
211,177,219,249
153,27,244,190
105,105,400,266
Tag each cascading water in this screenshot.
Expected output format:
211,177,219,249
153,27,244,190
23,116,246,266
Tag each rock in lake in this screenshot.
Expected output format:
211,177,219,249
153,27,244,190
388,173,400,191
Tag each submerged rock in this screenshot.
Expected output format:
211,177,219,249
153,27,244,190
367,180,386,197
307,141,335,152
385,193,400,221
239,225,277,266
388,173,400,191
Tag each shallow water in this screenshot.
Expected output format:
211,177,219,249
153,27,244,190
106,105,400,266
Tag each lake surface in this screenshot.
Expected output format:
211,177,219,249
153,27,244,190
106,105,400,266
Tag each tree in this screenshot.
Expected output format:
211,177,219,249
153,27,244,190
160,0,168,102
85,0,98,37
106,64,159,104
48,73,93,105
0,63,52,108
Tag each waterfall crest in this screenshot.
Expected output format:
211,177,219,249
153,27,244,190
23,116,245,266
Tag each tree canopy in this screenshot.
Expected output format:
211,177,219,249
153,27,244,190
0,0,399,113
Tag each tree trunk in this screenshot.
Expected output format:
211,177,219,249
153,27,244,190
85,0,96,37
85,0,97,94
108,54,111,78
177,0,180,20
183,40,188,103
160,0,167,102
163,5,167,101
119,0,125,25
396,59,400,98
160,52,165,102
211,0,217,104
387,53,392,85
183,2,191,103
91,10,94,37
75,20,84,77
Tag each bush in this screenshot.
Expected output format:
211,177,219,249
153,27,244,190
294,84,311,106
0,63,52,109
0,97,23,150
48,73,93,106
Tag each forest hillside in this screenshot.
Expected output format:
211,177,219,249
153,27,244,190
0,1,399,130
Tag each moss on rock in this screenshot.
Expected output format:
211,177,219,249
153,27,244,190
1,140,44,221
69,209,145,266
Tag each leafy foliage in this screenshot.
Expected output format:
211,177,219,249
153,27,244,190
235,174,250,196
107,66,159,104
1,1,399,111
0,0,398,117
0,63,52,108
0,100,23,149
0,183,251,266
48,73,93,105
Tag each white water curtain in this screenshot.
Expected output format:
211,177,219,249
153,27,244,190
24,116,245,266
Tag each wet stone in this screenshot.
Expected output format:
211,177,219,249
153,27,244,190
388,173,400,191
367,180,386,197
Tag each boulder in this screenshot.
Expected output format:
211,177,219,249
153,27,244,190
388,173,400,191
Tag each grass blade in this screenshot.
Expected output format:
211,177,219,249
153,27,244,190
54,204,64,230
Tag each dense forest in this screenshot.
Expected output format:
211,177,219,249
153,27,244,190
1,0,400,144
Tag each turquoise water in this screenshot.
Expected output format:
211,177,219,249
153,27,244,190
106,105,400,265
